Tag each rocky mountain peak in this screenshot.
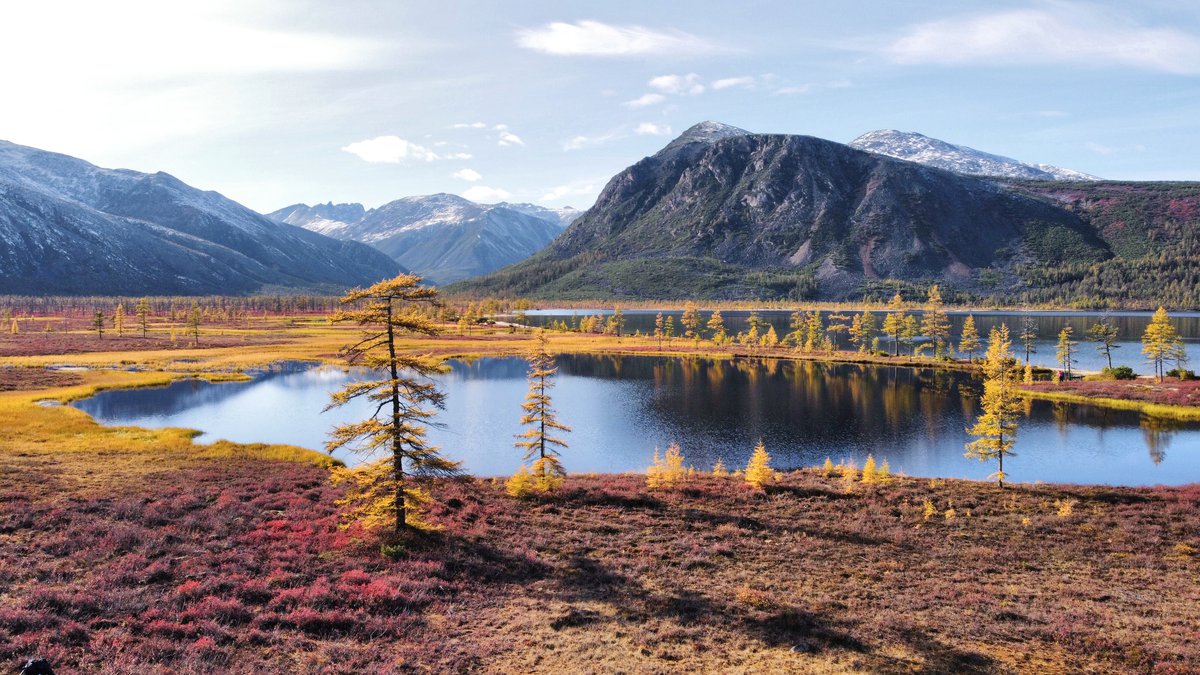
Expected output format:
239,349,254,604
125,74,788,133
849,129,1100,181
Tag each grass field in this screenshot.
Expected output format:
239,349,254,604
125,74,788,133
2,318,1199,672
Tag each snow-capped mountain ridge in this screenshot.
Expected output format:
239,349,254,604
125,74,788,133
0,140,398,295
266,194,580,284
848,130,1100,182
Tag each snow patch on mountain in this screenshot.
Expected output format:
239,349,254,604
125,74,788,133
848,130,1100,182
266,193,578,284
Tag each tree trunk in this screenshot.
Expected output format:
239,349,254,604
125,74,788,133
386,302,405,531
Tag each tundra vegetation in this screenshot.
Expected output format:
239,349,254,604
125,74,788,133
0,289,1198,671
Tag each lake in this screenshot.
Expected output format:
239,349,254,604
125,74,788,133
520,309,1200,374
72,355,1200,486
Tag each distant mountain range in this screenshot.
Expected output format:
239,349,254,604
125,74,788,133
267,195,580,284
0,140,398,295
453,121,1200,306
848,130,1101,182
4,125,1197,307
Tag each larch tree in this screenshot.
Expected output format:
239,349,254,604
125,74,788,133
681,302,701,344
664,315,676,343
187,301,202,346
901,314,921,356
1055,326,1078,378
114,303,126,336
325,274,460,533
921,284,951,357
135,297,151,338
849,311,877,353
654,313,665,349
92,309,105,340
706,310,726,345
1018,315,1039,365
787,309,806,348
606,306,625,337
959,314,981,363
1087,313,1120,370
1142,307,1181,382
965,324,1021,486
744,440,774,489
804,312,824,352
882,292,906,356
762,324,780,348
514,331,571,492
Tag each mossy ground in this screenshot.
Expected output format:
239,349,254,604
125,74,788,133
2,318,1198,672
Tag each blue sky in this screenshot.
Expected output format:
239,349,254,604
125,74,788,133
2,1,1199,212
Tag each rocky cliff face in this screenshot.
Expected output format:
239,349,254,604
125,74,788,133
0,141,398,295
455,123,1110,299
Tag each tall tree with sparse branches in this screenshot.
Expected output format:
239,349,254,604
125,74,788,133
325,274,460,533
1142,306,1180,382
514,331,571,491
921,284,951,357
966,324,1021,487
1087,312,1120,370
135,297,151,338
1018,315,1039,365
959,314,981,362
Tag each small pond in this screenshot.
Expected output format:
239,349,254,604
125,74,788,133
71,356,1200,486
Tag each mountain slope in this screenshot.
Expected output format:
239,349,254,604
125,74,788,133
849,130,1100,181
0,141,399,295
452,122,1110,300
267,194,573,285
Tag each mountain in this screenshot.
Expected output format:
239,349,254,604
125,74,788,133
495,202,583,228
267,194,575,285
0,141,399,296
451,122,1112,300
269,202,367,237
849,130,1101,182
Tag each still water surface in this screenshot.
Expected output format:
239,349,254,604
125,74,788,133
522,309,1200,374
72,356,1200,486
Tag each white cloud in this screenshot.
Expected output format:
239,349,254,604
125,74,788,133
0,1,380,157
444,152,473,159
515,20,718,57
634,122,672,136
452,168,482,182
712,76,757,90
649,73,704,95
341,136,439,163
885,5,1200,74
462,185,511,203
774,85,813,95
452,121,488,129
623,93,667,109
562,132,620,151
493,124,508,130
540,181,598,203
1086,142,1114,155
498,131,525,146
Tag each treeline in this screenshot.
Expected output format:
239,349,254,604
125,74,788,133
0,294,343,317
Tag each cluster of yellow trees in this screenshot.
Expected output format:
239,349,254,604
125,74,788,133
645,440,775,490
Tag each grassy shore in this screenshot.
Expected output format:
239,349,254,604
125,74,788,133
2,321,1199,671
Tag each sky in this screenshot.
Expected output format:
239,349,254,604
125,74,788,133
2,1,1199,213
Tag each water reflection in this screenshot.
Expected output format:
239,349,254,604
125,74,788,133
72,356,1200,486
524,309,1199,374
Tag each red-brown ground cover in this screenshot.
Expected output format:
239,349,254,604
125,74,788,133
0,369,83,392
1023,378,1200,407
0,450,1197,673
0,333,288,358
